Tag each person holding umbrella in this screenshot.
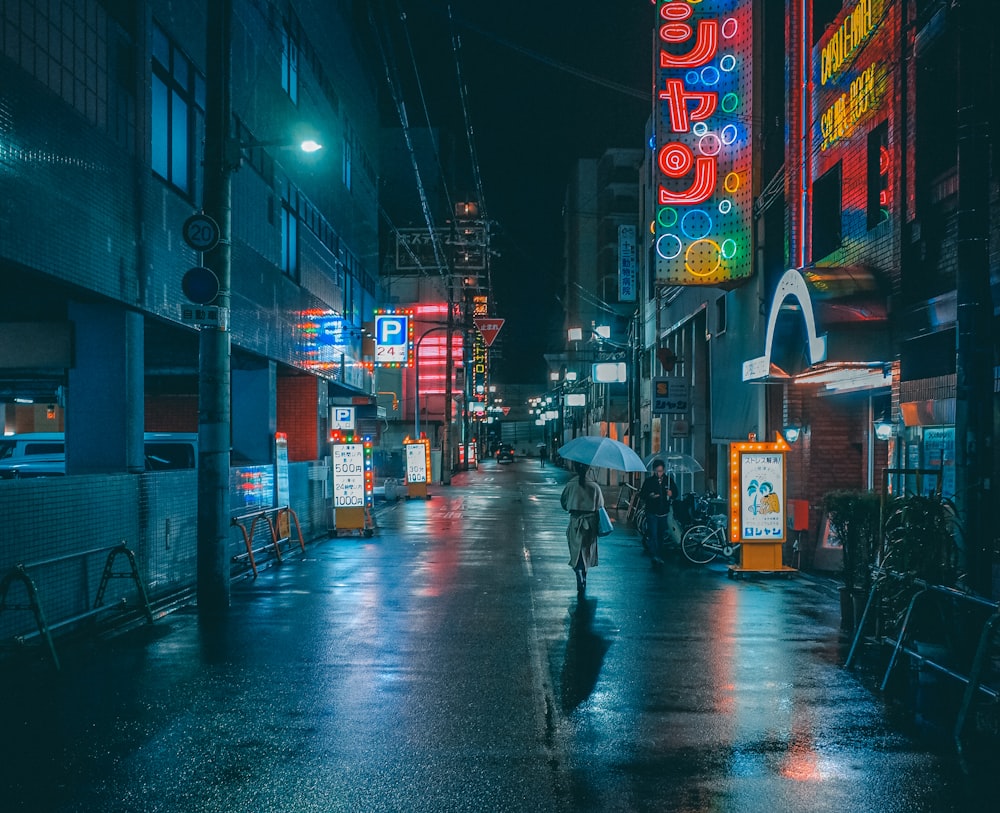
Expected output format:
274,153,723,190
640,459,678,565
559,461,604,594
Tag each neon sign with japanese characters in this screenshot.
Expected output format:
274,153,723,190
654,0,753,286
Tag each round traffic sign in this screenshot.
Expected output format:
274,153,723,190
182,266,220,305
182,213,221,252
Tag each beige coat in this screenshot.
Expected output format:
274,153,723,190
560,477,604,568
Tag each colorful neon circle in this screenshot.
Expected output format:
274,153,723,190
720,54,736,72
721,93,739,113
718,199,732,214
657,233,683,261
699,133,722,157
657,206,678,228
721,239,737,259
721,18,739,39
700,66,720,86
721,124,738,145
692,122,708,137
685,239,722,278
686,70,700,86
724,172,740,193
681,209,713,241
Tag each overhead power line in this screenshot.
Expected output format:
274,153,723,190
369,2,449,277
452,13,648,102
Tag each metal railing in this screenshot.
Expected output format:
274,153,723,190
231,505,305,578
0,541,153,670
845,568,999,756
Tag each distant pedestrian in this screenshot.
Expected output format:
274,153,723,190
540,445,548,467
640,460,678,565
560,461,603,594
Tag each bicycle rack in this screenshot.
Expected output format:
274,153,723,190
0,541,153,670
231,505,306,578
845,569,1000,756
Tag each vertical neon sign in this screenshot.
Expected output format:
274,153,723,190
654,0,753,286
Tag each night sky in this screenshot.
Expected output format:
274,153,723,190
382,1,652,383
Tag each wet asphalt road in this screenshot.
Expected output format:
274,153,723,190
0,461,993,812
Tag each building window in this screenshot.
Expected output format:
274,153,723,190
151,24,204,194
867,122,889,229
342,127,353,191
811,163,842,261
281,188,299,281
715,294,727,336
281,25,298,105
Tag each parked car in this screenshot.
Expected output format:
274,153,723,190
496,444,515,464
0,432,197,478
0,433,65,478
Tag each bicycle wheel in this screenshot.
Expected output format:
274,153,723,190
635,505,647,541
681,525,720,564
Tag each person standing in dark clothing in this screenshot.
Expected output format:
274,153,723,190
639,459,677,565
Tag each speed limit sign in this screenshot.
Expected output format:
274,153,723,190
182,213,220,252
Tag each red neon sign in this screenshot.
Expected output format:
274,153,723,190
653,0,753,286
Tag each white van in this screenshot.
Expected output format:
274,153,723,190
0,432,197,478
0,433,65,478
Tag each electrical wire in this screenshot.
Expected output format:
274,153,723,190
369,2,450,277
446,4,495,301
451,10,648,102
396,2,457,220
447,4,488,227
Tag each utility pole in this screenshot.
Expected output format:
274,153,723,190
955,0,994,596
198,0,234,613
442,279,453,485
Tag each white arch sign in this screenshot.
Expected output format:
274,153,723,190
742,269,827,381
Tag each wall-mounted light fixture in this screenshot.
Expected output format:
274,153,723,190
782,424,802,444
873,414,896,441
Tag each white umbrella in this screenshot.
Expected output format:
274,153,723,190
643,451,703,474
558,436,646,473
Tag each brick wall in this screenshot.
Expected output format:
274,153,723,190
145,396,198,432
785,384,874,567
277,376,319,462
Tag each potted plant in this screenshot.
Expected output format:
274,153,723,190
881,495,959,587
879,494,962,682
823,489,881,631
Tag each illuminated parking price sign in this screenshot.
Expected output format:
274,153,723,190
332,443,366,507
374,312,413,366
405,443,427,484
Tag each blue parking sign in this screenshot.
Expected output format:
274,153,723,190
374,313,411,365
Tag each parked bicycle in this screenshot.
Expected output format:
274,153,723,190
681,511,741,564
632,490,722,555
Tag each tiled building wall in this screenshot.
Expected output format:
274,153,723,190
0,463,330,642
